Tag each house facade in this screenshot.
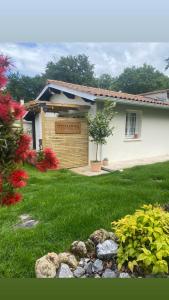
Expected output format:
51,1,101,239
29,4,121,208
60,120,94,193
25,80,169,169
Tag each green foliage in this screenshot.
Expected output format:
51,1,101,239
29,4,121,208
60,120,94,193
113,64,169,94
87,100,116,161
6,54,169,102
165,57,169,70
96,73,115,90
112,205,169,275
6,72,46,102
45,54,96,86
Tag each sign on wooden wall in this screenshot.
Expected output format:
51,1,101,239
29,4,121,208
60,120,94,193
55,119,81,134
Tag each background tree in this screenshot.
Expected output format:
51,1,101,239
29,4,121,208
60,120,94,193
165,57,169,70
6,72,46,102
96,73,115,89
113,64,169,94
6,54,169,102
45,54,96,86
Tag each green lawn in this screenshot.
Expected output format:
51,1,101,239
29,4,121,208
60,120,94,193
1,162,169,278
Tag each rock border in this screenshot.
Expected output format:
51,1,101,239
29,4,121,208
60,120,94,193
35,228,132,278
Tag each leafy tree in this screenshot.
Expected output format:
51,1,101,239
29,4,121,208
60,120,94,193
87,100,116,162
113,64,169,94
96,73,115,89
165,57,169,70
6,72,46,102
45,54,96,86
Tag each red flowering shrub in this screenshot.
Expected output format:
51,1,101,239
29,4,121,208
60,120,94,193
1,192,22,206
0,55,29,206
15,134,32,161
0,55,10,88
26,149,37,165
35,148,59,172
0,54,59,206
8,169,29,188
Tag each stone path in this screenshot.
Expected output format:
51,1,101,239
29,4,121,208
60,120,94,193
70,166,108,176
103,154,169,172
71,155,169,176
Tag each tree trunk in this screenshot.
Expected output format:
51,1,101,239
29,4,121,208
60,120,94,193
96,143,99,161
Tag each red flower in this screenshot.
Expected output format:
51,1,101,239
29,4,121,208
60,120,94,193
15,134,32,161
12,101,26,119
1,192,22,206
35,148,59,172
26,150,37,165
0,55,10,88
36,161,48,172
0,93,13,123
8,169,29,188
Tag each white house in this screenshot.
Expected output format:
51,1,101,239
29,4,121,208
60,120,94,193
24,80,169,169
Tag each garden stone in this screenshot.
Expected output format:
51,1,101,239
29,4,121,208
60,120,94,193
58,252,78,269
92,259,103,273
35,252,59,278
119,272,131,278
94,274,101,278
96,240,118,259
108,232,117,242
104,260,113,269
89,229,110,245
79,258,90,267
102,269,117,278
84,261,93,275
71,241,87,257
85,239,95,257
56,263,74,278
17,219,39,228
74,267,85,278
20,214,31,222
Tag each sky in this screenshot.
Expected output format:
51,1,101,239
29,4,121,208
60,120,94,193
0,43,169,78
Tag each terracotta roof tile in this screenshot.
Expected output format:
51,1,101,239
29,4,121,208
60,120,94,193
47,79,169,107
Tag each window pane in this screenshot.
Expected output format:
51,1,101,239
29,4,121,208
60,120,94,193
125,112,137,137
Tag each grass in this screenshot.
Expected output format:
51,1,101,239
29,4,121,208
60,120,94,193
1,161,169,278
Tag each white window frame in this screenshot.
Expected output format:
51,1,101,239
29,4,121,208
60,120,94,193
124,110,142,140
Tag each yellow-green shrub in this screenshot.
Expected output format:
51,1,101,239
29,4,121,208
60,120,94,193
112,205,169,275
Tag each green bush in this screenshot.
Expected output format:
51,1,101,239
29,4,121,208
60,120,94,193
112,205,169,275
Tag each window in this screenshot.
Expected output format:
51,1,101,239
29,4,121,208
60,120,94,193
125,111,141,139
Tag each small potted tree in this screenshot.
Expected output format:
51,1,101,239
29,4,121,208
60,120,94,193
87,100,116,172
102,157,109,166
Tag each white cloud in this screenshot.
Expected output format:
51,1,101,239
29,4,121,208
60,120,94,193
0,42,169,78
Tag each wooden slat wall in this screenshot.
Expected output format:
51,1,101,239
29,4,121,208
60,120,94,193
42,116,89,169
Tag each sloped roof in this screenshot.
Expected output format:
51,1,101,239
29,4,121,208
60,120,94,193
47,79,169,107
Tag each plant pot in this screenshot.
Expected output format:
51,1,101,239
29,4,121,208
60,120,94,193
90,161,102,172
102,160,109,166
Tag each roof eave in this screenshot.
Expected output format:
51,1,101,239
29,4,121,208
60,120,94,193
36,83,96,102
96,97,169,109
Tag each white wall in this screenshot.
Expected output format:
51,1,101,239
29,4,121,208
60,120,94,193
23,120,33,148
89,103,169,163
35,113,42,150
50,92,91,106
